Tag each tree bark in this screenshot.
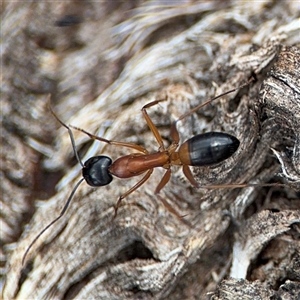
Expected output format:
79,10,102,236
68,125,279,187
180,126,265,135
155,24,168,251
2,2,300,299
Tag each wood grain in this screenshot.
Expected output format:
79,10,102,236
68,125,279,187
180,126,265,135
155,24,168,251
2,2,299,299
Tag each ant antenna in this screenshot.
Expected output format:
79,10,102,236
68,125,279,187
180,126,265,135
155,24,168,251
22,79,256,265
48,97,84,168
22,178,84,266
22,96,85,266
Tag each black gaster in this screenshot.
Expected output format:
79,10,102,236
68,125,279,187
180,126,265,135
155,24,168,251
188,132,240,166
82,156,113,186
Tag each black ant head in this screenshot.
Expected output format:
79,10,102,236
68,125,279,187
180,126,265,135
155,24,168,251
83,156,113,186
22,100,116,267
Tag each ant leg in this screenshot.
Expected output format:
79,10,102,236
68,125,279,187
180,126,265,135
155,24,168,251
156,194,185,219
175,77,255,124
182,165,199,188
141,99,168,151
154,169,185,218
154,168,171,194
49,97,148,154
114,169,153,218
170,122,180,145
155,172,190,219
70,125,148,154
168,78,255,147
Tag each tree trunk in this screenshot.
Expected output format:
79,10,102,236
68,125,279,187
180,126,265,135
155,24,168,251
2,2,300,299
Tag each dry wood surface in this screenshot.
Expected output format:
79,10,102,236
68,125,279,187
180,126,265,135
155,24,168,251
2,1,300,299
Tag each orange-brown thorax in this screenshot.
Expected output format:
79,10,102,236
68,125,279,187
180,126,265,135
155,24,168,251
109,151,180,178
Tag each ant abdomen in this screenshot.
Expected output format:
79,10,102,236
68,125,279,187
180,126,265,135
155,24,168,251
22,80,253,265
178,132,240,166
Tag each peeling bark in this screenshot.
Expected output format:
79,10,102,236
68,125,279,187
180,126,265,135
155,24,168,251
2,2,300,299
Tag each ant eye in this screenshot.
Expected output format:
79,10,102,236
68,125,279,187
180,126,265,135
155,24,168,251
22,80,256,266
83,156,113,186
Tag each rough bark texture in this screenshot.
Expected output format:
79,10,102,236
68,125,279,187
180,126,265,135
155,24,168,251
2,2,300,299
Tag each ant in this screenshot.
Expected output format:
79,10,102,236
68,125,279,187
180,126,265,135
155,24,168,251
22,78,255,265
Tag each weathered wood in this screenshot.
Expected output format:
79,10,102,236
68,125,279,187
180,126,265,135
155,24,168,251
2,2,300,299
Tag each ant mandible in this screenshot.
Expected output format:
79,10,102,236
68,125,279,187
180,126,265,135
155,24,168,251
22,78,254,265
